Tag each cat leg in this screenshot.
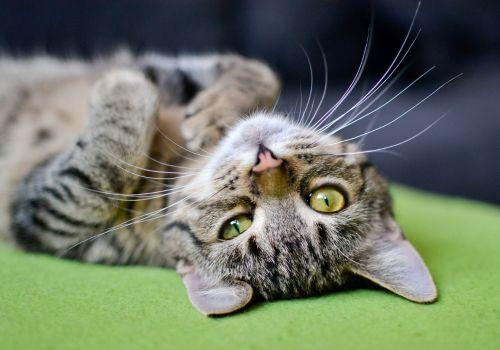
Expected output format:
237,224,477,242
138,54,281,152
10,70,159,262
181,55,280,151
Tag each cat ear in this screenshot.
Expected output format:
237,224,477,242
349,218,437,303
177,261,253,316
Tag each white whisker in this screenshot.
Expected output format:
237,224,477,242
321,112,448,157
325,73,462,144
142,152,202,171
315,29,420,135
62,186,223,253
154,120,210,159
298,46,314,125
307,22,373,131
306,41,329,126
316,64,432,142
313,4,422,134
271,89,282,113
357,109,380,149
81,175,223,202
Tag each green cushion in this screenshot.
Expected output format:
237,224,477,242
1,186,499,350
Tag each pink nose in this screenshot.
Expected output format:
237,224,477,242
252,144,283,173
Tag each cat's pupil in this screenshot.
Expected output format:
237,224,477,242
231,220,241,234
323,195,330,207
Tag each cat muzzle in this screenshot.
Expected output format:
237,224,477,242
251,144,290,197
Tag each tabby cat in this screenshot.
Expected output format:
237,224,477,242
0,51,437,315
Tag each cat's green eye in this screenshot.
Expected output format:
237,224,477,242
221,214,253,240
308,186,346,213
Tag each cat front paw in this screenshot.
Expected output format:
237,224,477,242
137,56,201,106
90,69,158,125
181,88,240,151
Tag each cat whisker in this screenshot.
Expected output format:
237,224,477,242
318,112,448,158
339,80,371,133
156,133,204,163
81,175,223,202
136,184,230,248
298,82,303,119
98,149,208,185
307,19,373,131
62,186,223,254
297,45,315,126
313,4,421,135
306,41,329,126
147,182,228,224
304,94,317,127
332,63,420,134
118,155,203,175
156,119,213,157
356,108,380,149
61,205,171,254
60,199,190,254
142,152,203,171
154,121,211,159
288,93,300,117
314,64,429,144
323,73,462,145
109,158,193,182
315,29,420,136
287,81,304,120
271,89,282,114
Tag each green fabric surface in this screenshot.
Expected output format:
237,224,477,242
1,186,499,350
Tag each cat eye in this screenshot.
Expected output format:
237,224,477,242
221,214,253,240
308,186,346,213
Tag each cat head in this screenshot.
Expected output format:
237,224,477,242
173,113,437,315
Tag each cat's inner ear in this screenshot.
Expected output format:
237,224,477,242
349,217,438,303
177,261,253,316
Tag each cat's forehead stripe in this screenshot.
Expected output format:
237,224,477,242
198,196,253,212
300,157,355,182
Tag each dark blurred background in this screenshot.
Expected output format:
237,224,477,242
1,0,499,204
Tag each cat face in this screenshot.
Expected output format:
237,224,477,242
175,113,437,315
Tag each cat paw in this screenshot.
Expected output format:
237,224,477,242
89,69,158,124
137,56,201,105
181,58,280,151
181,88,240,151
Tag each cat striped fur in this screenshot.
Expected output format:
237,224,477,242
0,50,436,315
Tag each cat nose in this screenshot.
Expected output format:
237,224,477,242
252,144,283,173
